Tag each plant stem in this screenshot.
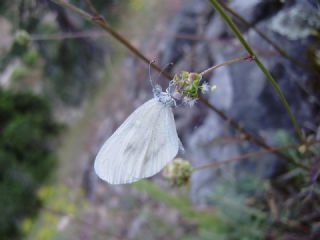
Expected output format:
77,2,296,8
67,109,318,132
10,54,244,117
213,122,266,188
208,0,303,142
193,141,320,171
200,55,254,76
84,0,99,16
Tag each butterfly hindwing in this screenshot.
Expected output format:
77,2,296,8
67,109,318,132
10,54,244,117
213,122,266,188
94,99,179,184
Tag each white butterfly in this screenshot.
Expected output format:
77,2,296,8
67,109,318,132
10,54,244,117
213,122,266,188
94,78,181,184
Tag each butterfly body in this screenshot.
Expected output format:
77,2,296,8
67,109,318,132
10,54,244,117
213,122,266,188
94,86,180,184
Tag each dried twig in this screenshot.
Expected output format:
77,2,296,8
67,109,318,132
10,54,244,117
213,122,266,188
193,141,320,171
200,54,255,76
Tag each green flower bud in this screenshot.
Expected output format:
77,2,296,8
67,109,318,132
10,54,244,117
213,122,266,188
163,158,192,187
173,71,203,99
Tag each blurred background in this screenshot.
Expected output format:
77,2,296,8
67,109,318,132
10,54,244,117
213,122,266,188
0,0,320,239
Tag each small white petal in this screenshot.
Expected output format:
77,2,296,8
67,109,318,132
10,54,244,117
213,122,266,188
183,96,197,107
200,83,210,94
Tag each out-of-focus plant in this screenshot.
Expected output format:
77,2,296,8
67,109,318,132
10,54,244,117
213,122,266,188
23,184,88,240
0,1,120,105
163,158,192,187
136,177,268,240
135,180,223,231
0,89,62,239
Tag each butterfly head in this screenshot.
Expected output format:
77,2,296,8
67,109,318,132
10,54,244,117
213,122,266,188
153,84,176,107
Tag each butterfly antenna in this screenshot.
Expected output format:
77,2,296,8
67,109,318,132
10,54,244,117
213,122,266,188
148,60,156,89
156,62,173,83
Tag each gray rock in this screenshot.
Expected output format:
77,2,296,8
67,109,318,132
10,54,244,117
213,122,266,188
154,0,317,204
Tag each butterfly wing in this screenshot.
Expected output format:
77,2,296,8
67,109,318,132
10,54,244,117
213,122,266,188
94,98,179,184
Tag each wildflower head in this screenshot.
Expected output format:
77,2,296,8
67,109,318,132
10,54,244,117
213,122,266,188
173,71,215,106
173,71,202,99
15,30,30,46
163,158,192,187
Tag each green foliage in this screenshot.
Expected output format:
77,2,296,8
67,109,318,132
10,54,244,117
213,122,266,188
0,0,133,105
275,129,309,168
0,89,62,239
23,48,39,67
11,67,29,82
134,180,223,233
135,176,269,240
205,180,268,240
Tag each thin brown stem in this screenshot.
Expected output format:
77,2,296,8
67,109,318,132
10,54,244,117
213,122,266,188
30,30,105,41
193,141,320,171
200,55,254,76
50,0,306,170
84,0,99,16
30,30,280,57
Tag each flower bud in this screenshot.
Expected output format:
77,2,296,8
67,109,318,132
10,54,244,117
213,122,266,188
163,158,192,187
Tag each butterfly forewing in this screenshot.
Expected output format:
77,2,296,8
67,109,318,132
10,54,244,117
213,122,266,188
94,99,179,184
